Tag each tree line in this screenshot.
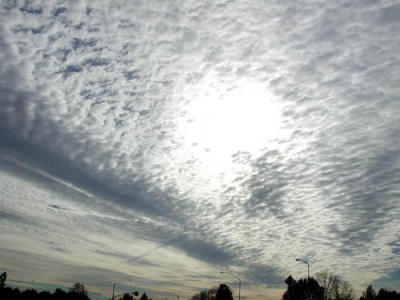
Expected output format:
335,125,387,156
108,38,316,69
2,270,399,300
0,278,91,300
282,272,400,300
0,272,144,300
190,284,233,300
189,272,400,300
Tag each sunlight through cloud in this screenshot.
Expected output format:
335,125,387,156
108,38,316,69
177,77,285,183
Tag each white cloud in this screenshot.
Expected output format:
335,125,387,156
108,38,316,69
1,0,400,298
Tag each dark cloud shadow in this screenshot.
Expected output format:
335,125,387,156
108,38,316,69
239,150,289,219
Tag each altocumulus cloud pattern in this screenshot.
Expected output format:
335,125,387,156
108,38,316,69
0,0,400,299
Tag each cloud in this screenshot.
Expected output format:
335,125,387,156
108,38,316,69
0,247,182,296
242,264,284,288
0,0,400,298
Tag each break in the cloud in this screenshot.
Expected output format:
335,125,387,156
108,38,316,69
1,0,400,299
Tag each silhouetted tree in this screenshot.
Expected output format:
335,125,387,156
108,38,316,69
191,288,217,300
0,272,6,288
316,272,340,300
122,293,134,300
140,293,149,300
69,282,87,295
0,281,96,300
338,281,354,300
39,290,53,300
0,286,20,299
361,285,376,300
316,272,354,300
216,284,233,300
21,288,39,299
68,282,90,300
282,276,324,300
376,288,400,300
54,288,68,300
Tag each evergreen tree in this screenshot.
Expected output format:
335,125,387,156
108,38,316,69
216,284,233,300
140,292,149,300
283,277,324,300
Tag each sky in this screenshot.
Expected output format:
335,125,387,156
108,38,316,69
0,0,400,299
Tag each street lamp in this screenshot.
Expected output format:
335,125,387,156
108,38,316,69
220,271,241,300
296,258,310,279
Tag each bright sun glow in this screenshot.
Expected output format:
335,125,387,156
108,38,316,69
177,79,284,180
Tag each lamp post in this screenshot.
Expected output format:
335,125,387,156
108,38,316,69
296,258,309,279
220,271,241,300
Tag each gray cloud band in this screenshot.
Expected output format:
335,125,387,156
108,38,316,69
1,0,400,292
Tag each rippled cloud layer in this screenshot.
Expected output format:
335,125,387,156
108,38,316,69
1,0,400,299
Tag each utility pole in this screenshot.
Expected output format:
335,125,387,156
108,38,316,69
112,282,117,300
